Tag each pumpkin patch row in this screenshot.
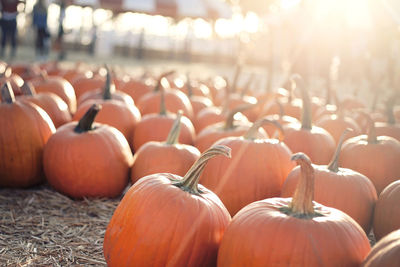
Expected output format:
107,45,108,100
0,61,399,266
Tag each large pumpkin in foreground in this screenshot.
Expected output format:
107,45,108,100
0,82,55,187
43,104,133,198
217,153,370,267
104,145,232,267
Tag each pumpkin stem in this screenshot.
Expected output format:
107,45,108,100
276,98,285,120
288,153,315,216
224,103,255,130
103,65,114,100
385,94,397,125
327,128,352,173
292,74,312,130
2,65,12,78
154,70,175,92
221,77,231,114
358,111,378,144
231,64,241,93
186,72,193,98
240,73,254,97
20,82,36,96
75,104,102,133
0,82,15,103
175,145,231,195
244,118,284,141
159,86,167,115
39,70,48,81
165,111,183,145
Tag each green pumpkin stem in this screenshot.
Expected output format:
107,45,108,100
165,111,183,145
224,103,255,130
327,129,351,173
1,82,15,103
75,104,101,133
175,145,231,195
288,153,315,216
20,82,36,96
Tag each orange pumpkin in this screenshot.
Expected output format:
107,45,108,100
362,229,400,267
194,104,265,153
31,73,77,114
71,73,105,101
373,180,400,241
283,76,335,164
193,106,248,134
43,104,133,198
217,153,371,266
375,96,400,141
200,120,295,215
72,76,141,148
103,145,231,266
315,112,361,144
339,113,400,194
281,130,378,233
131,111,200,183
77,70,134,107
0,82,55,187
132,89,195,151
18,82,71,128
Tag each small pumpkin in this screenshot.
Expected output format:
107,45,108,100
103,145,232,266
131,111,200,183
283,75,335,164
18,82,71,128
217,153,371,266
43,104,133,198
31,72,77,114
362,229,400,267
200,119,295,215
339,112,400,194
373,180,400,241
0,82,55,187
194,104,265,153
132,88,195,151
281,129,378,233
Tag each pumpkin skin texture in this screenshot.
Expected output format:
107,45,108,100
282,76,335,165
362,229,400,267
217,153,371,267
31,75,77,114
132,112,195,151
0,83,55,187
43,105,133,198
103,146,231,267
18,83,71,128
339,135,400,194
373,180,400,241
281,165,377,233
131,112,200,183
315,114,361,144
284,123,336,164
200,121,294,215
131,142,200,183
72,99,141,148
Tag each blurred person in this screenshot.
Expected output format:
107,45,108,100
55,0,66,60
0,0,25,59
32,0,49,61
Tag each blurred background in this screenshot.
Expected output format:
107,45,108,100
5,0,400,95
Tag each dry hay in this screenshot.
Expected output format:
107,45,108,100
0,184,121,266
0,184,377,266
